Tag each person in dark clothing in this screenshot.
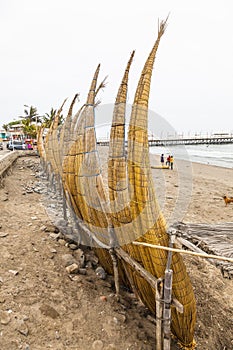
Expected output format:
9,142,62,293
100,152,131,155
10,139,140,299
170,155,174,170
160,154,164,166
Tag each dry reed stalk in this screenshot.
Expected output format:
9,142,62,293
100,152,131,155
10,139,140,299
37,126,46,161
123,18,196,348
108,51,135,244
58,94,79,176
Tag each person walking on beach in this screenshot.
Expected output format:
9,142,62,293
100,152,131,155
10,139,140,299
160,154,164,166
170,155,174,170
166,155,170,167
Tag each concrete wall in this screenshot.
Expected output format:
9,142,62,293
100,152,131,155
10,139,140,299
0,152,18,179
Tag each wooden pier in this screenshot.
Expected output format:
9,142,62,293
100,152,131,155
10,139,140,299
148,135,233,147
98,135,233,147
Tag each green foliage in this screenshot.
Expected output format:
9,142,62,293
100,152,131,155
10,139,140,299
42,108,64,128
2,124,9,131
21,119,37,138
22,105,41,123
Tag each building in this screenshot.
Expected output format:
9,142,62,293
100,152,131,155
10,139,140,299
0,128,9,141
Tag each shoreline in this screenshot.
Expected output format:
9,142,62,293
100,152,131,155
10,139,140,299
97,146,233,225
149,153,233,224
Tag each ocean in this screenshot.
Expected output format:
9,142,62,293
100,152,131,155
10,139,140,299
149,143,233,169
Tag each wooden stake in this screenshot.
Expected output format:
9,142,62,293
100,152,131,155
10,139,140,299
155,278,163,350
109,248,120,299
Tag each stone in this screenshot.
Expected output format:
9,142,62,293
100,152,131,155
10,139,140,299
95,266,107,280
61,254,77,267
50,248,57,254
39,304,60,319
9,269,19,276
92,340,104,350
17,321,29,336
66,263,79,274
74,248,85,267
0,296,5,303
44,224,59,233
100,295,107,302
0,310,11,325
69,243,78,250
115,313,126,323
58,239,66,246
49,232,60,240
0,232,8,238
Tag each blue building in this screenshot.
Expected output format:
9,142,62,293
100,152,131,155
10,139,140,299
0,128,8,140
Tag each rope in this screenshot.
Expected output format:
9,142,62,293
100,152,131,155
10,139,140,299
132,241,233,263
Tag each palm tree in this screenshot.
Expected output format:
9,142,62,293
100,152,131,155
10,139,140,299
21,118,37,139
42,108,64,128
2,124,9,131
23,105,40,124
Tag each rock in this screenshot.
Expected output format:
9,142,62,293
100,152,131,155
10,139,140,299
69,243,78,250
0,296,5,303
74,248,85,267
55,330,60,339
50,248,57,254
95,266,107,280
39,304,60,319
92,340,104,350
85,261,93,269
0,232,8,238
49,232,60,240
17,321,29,336
100,295,107,302
66,263,79,274
9,269,19,276
44,224,59,233
0,310,11,325
58,239,66,246
61,254,77,267
115,313,126,323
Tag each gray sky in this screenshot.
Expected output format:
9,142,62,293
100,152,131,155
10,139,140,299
1,0,233,134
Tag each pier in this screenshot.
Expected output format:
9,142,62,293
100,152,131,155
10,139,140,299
97,135,233,147
148,135,233,146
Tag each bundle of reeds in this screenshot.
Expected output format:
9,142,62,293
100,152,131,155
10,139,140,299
40,18,196,348
124,19,196,347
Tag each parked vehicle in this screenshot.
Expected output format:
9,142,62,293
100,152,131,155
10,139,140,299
8,141,26,151
0,142,3,150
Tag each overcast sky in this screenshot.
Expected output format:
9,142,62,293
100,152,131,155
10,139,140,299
1,0,233,135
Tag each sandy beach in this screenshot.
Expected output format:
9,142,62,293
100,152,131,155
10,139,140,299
98,145,233,225
150,153,233,225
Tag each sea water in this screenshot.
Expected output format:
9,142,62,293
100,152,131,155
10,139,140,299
150,143,233,169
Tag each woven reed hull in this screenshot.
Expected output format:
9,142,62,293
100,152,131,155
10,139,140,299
125,107,196,346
